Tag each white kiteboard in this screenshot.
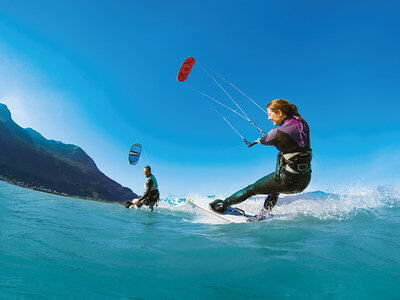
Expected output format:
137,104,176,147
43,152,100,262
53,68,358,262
186,194,254,223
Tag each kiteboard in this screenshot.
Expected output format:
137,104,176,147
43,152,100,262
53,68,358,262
186,195,254,223
123,198,139,209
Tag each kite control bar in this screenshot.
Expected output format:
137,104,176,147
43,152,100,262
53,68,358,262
247,141,259,148
243,138,259,148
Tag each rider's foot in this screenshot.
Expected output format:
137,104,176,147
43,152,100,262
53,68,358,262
248,208,270,222
209,199,227,214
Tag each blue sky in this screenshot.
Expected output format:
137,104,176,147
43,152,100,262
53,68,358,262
1,0,399,196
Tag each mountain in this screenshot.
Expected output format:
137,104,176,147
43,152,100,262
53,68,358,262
0,103,137,202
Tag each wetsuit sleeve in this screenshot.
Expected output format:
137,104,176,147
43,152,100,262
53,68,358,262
260,128,278,146
138,178,154,200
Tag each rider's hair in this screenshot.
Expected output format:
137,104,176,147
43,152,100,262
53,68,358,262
267,99,303,120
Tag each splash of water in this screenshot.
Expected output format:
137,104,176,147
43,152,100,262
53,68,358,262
158,185,400,224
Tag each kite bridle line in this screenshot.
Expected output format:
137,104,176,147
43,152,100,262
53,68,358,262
190,87,249,121
203,96,252,146
185,84,263,147
210,69,269,116
210,70,268,137
181,61,267,146
200,66,267,137
185,85,250,145
142,147,149,166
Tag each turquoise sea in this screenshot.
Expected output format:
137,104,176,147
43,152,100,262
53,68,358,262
1,180,400,299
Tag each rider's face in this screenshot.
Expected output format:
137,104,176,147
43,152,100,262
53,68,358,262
267,108,285,126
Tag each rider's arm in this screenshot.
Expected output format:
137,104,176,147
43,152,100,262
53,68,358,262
259,128,278,146
138,178,154,201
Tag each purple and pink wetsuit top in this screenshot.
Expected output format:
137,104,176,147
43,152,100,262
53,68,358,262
260,116,311,154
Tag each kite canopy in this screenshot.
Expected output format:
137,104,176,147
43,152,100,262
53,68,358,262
128,143,142,165
177,57,196,82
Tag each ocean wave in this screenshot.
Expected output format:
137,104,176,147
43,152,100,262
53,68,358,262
158,185,400,223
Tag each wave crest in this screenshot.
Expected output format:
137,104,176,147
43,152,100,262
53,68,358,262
159,185,400,223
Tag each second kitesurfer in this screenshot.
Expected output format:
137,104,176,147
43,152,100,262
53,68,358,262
123,165,159,211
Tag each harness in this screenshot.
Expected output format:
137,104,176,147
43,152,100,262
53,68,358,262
278,150,312,175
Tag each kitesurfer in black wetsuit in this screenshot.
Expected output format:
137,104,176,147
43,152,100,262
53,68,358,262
209,99,312,220
123,165,160,211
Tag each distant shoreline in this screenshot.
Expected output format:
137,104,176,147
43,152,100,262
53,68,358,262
0,175,114,203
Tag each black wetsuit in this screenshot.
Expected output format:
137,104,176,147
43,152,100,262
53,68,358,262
124,174,159,211
223,115,312,210
136,174,159,211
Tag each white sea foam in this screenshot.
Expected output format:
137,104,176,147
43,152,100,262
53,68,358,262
158,185,400,223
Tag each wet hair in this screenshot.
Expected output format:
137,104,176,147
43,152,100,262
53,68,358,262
267,99,303,120
144,165,151,172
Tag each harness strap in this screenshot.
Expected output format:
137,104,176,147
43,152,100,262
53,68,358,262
279,150,312,174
